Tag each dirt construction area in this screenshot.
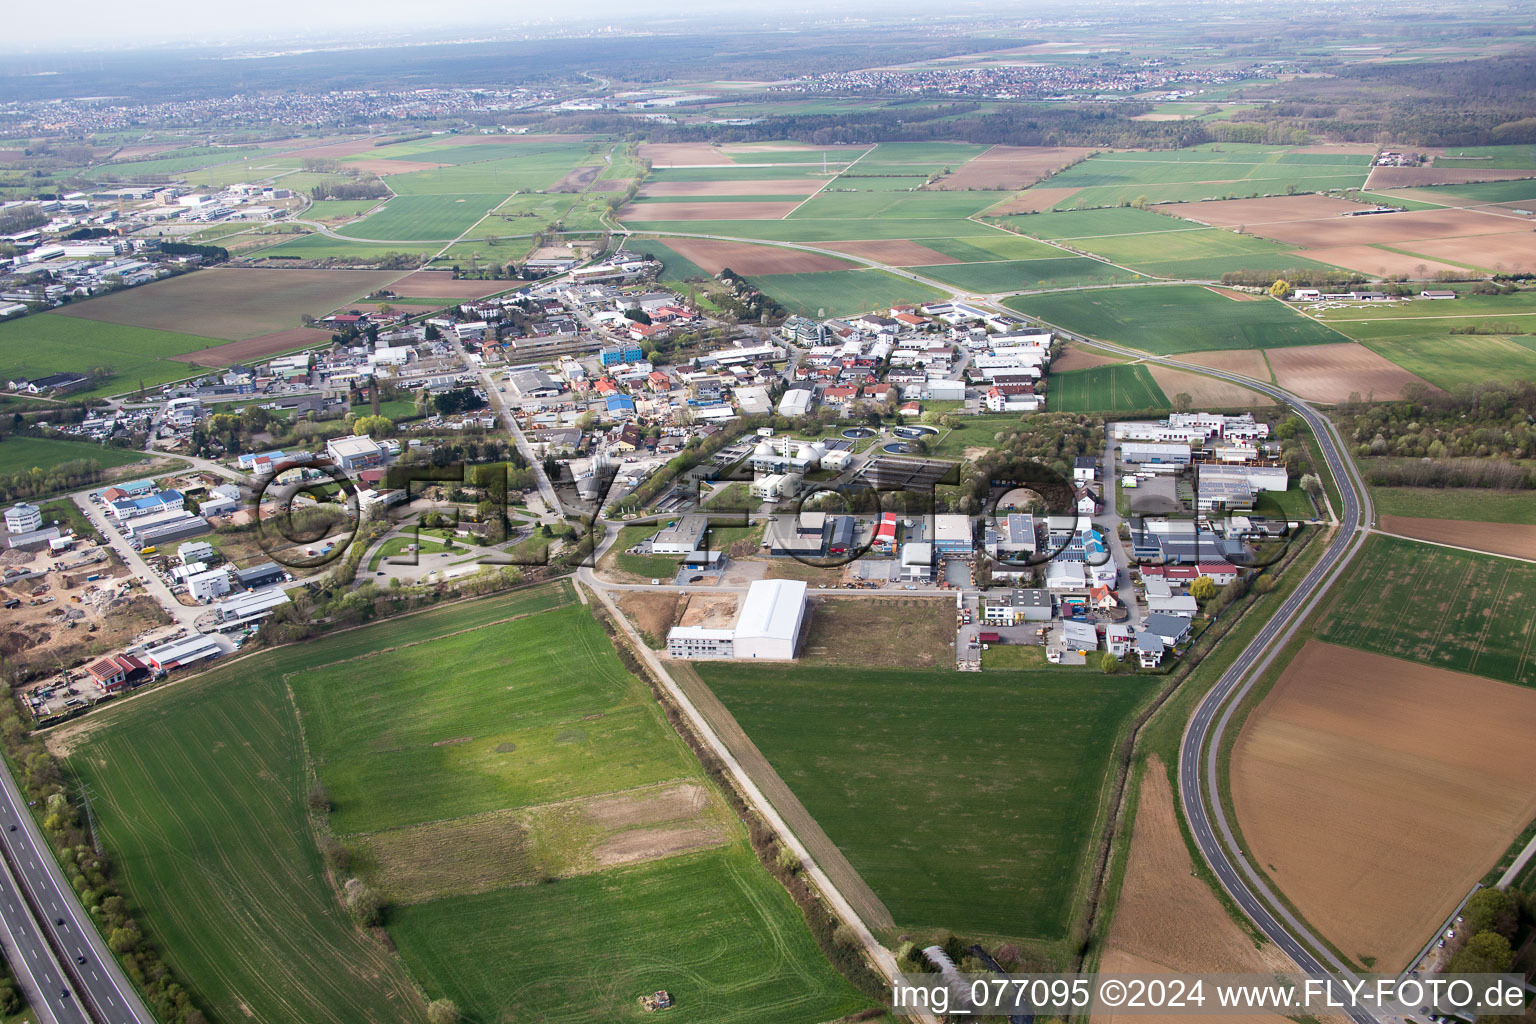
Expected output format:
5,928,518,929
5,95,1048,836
930,145,1093,191
1231,641,1536,971
798,596,955,668
1378,516,1536,562
389,270,509,299
1263,342,1434,403
1097,758,1297,1024
1049,343,1129,373
658,238,854,275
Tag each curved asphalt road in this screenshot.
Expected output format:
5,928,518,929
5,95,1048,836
1028,315,1382,1022
0,763,156,1024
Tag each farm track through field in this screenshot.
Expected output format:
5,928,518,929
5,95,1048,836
667,662,896,932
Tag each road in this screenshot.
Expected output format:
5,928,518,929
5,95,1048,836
1033,317,1382,1022
0,753,156,1024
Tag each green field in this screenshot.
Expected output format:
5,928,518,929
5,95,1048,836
748,269,945,317
787,190,1007,220
698,663,1156,943
305,199,385,221
1048,364,1169,412
998,207,1194,239
1015,143,1372,210
0,436,150,477
390,844,864,1024
1423,179,1536,204
1063,225,1308,269
287,594,867,1023
64,592,569,1024
250,233,436,262
1369,486,1536,524
1356,335,1536,390
919,234,1064,261
1010,285,1349,354
1318,534,1536,687
343,194,505,241
1433,145,1536,170
0,313,228,395
912,257,1137,292
70,585,866,1024
611,218,994,242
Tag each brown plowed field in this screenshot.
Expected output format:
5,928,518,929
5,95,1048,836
1096,758,1295,1023
930,145,1093,191
659,238,853,276
1367,166,1536,189
171,327,334,367
1169,195,1367,229
548,165,600,193
1049,343,1128,372
1265,342,1434,403
293,137,392,159
1294,245,1473,278
425,134,590,146
1231,641,1536,971
638,142,731,166
619,200,800,221
52,267,406,340
1378,516,1536,561
1250,208,1526,248
1288,143,1382,156
1147,365,1274,407
390,271,508,299
1175,349,1272,380
639,179,826,197
1204,286,1264,301
1402,234,1536,273
821,239,961,266
989,187,1083,214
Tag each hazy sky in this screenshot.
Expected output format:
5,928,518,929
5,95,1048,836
4,0,914,51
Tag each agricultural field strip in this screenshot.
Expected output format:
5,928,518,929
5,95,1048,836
776,145,872,219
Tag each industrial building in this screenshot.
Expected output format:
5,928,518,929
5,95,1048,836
983,589,1052,625
651,515,709,555
326,435,385,471
667,579,807,660
186,568,231,603
1120,442,1192,466
932,515,974,557
5,502,41,534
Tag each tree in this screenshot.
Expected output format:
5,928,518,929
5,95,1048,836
1270,279,1293,299
1173,392,1193,413
1462,887,1519,941
1189,576,1218,602
305,783,332,812
1299,473,1321,496
353,415,395,438
426,999,460,1024
343,878,383,927
1099,651,1120,674
1448,930,1514,974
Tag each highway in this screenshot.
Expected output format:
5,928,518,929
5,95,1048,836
1028,317,1383,1022
0,755,156,1024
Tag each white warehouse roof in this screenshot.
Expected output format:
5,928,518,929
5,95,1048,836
734,579,807,645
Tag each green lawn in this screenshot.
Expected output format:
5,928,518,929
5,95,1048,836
1048,364,1169,412
0,313,226,396
343,194,506,241
698,663,1157,943
0,436,150,477
1369,486,1536,524
366,534,449,571
1317,534,1536,687
1009,285,1349,354
305,199,385,221
749,269,945,317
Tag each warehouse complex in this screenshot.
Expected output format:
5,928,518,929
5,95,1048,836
667,579,808,660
